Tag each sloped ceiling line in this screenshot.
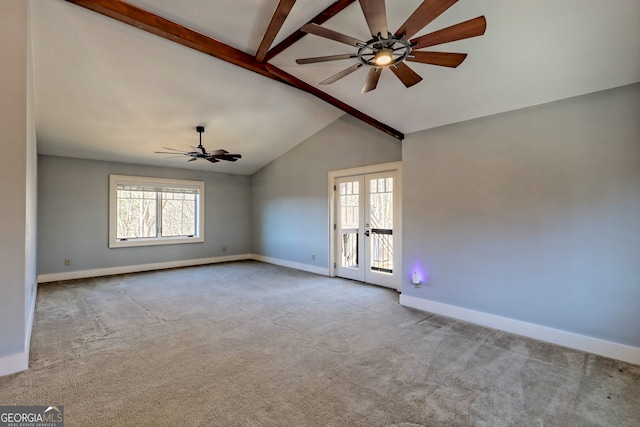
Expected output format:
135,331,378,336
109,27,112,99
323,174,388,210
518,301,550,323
64,0,404,140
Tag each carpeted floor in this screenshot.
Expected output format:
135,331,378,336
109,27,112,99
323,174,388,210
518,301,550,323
1,261,638,426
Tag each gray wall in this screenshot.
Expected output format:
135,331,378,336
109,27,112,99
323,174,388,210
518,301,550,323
402,83,640,347
38,156,251,275
0,0,36,361
251,115,402,269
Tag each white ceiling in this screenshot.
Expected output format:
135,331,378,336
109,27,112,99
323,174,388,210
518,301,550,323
31,0,640,175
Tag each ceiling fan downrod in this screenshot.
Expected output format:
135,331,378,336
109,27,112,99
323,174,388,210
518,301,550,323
196,125,205,153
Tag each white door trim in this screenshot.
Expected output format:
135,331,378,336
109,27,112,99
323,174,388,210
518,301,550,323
328,161,403,290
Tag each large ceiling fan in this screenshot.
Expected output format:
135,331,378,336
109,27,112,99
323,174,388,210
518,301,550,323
296,0,486,93
155,126,242,164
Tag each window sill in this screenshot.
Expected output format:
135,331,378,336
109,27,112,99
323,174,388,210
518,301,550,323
109,236,204,248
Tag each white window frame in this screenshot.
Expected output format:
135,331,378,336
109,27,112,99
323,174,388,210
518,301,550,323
109,174,205,248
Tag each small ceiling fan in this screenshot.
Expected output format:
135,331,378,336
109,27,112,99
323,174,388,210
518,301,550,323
155,126,242,164
296,0,486,93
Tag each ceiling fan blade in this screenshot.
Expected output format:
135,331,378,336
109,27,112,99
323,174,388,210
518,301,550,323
361,67,382,93
407,51,467,67
359,0,388,37
214,154,242,162
210,149,228,155
155,151,186,155
320,63,363,85
188,157,197,162
161,147,187,152
206,158,220,164
395,0,458,40
296,54,355,64
301,23,365,47
411,16,486,50
390,62,423,88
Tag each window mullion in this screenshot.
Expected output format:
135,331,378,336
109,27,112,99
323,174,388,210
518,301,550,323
157,191,162,238
138,193,144,239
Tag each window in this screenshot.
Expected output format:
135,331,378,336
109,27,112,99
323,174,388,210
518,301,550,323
109,175,204,248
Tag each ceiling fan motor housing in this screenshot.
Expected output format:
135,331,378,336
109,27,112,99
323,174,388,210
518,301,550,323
357,35,412,67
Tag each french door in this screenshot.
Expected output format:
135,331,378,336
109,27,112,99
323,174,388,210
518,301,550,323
334,169,399,289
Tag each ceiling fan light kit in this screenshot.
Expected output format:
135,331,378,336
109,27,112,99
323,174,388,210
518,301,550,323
296,0,486,93
373,49,394,66
155,126,242,165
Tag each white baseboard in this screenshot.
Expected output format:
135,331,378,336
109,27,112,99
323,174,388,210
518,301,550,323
400,294,640,366
0,284,38,377
251,254,330,276
37,254,329,283
37,254,252,283
0,351,29,377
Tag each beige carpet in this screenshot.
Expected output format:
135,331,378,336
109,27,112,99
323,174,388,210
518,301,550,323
1,261,639,426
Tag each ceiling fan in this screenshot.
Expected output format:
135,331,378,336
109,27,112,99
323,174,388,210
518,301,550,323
155,126,242,164
296,0,486,93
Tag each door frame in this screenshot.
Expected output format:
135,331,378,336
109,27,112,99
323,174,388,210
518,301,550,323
328,161,403,291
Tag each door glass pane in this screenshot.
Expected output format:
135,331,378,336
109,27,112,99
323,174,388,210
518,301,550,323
340,180,359,268
369,176,393,273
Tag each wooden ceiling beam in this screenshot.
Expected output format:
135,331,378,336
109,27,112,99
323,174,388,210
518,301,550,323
64,0,404,140
66,0,276,80
265,64,403,140
264,0,356,62
255,0,297,62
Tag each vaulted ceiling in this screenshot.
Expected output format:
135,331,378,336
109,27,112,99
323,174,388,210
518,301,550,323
31,0,640,175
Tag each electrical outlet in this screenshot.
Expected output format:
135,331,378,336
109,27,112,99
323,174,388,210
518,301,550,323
311,253,315,260
64,258,71,266
222,246,227,253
